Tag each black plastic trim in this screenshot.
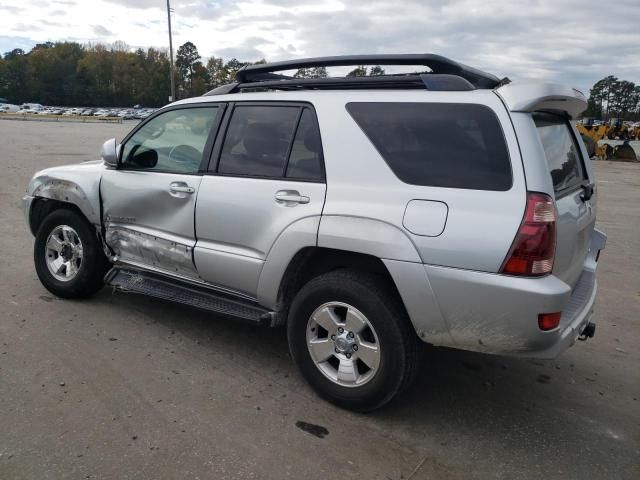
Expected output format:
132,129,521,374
234,54,500,88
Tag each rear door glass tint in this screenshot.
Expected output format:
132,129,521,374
533,112,586,194
286,108,324,181
346,102,512,190
218,105,299,177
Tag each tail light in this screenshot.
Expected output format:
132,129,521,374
501,192,556,276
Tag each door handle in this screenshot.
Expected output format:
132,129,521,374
169,182,195,194
275,190,310,204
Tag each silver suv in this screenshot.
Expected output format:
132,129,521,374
23,55,606,411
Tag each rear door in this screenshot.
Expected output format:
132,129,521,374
101,105,223,278
533,112,595,287
194,102,326,296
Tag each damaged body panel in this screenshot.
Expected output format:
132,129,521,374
100,169,202,278
104,225,197,276
25,160,105,226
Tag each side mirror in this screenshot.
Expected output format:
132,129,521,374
101,138,120,167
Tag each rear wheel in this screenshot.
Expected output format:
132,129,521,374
34,209,111,298
287,270,419,411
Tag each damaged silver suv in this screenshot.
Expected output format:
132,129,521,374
23,55,606,411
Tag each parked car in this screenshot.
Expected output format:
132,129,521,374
21,103,44,112
22,54,606,411
0,103,20,113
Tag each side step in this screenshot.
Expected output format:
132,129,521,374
105,268,275,326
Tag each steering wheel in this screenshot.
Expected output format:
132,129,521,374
168,144,201,165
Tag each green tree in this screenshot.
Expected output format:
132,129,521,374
175,41,201,98
190,61,210,96
206,56,227,88
369,65,385,76
224,58,246,82
346,65,367,77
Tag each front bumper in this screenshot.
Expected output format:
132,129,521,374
420,229,607,358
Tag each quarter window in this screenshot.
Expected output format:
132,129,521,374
533,112,586,195
286,108,324,181
121,107,220,174
346,102,512,190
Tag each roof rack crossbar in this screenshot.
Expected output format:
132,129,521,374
234,54,500,89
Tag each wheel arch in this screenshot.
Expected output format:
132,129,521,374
28,197,91,237
27,163,105,232
270,246,407,328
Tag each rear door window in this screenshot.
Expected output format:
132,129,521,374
533,112,586,195
216,104,324,181
218,105,299,178
346,102,512,190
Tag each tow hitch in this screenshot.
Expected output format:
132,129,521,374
578,322,596,341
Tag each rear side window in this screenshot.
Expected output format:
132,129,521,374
218,105,299,177
346,102,512,190
216,104,324,181
533,112,586,194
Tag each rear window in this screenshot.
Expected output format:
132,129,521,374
346,102,512,190
533,112,586,194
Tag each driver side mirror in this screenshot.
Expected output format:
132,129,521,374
101,138,120,168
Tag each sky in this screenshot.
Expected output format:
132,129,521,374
1,0,639,93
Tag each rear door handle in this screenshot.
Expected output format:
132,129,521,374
169,182,195,194
275,190,310,205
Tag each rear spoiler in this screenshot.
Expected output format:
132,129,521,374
495,82,587,119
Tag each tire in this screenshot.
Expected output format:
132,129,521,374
34,208,111,299
287,269,420,412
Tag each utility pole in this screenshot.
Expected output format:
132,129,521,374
166,0,176,102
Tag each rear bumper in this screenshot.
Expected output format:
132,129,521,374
414,229,607,358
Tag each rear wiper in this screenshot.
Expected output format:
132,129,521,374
580,182,595,202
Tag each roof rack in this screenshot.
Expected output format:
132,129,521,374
204,54,502,96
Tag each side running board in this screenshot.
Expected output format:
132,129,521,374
105,268,275,326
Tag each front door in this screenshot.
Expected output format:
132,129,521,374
194,103,327,296
101,105,222,278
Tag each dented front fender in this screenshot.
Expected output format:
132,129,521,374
27,160,106,225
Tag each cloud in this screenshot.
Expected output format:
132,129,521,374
0,0,639,93
92,25,113,36
216,46,267,62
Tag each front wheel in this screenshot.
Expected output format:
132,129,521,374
287,270,420,412
34,209,111,299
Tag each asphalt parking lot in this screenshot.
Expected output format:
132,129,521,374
0,120,638,480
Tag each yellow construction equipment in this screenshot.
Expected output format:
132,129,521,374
577,118,637,162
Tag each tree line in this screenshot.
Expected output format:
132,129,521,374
5,39,636,118
584,75,640,121
0,40,390,108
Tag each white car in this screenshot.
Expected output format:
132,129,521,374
0,104,20,113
